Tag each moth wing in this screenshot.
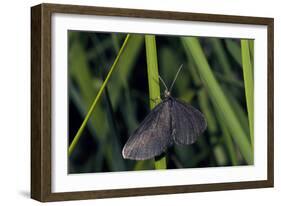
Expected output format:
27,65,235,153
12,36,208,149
122,100,173,160
171,99,207,145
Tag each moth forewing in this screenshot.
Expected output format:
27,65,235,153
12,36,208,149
122,100,173,160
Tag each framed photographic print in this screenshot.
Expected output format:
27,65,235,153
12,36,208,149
31,3,274,202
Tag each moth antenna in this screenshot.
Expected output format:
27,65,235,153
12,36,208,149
169,64,183,92
158,75,168,91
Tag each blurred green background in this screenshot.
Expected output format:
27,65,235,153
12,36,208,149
68,31,254,174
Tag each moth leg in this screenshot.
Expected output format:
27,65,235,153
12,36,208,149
150,96,162,104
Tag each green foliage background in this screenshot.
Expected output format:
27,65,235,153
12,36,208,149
68,31,254,173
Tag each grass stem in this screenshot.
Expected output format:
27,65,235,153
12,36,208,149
145,35,167,169
241,40,254,148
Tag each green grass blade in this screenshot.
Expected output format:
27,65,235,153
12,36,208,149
222,87,250,137
241,40,254,147
181,37,253,164
145,35,161,108
103,86,126,170
69,80,99,142
249,39,254,63
209,38,232,77
197,90,226,165
68,34,131,156
213,71,244,88
188,50,237,165
198,89,218,134
107,34,144,107
87,36,116,60
225,39,242,66
134,160,154,170
111,33,120,53
215,107,238,165
145,35,167,169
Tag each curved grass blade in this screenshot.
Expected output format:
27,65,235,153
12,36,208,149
68,34,131,156
103,86,125,170
225,39,242,66
213,71,244,89
107,34,144,107
249,40,254,63
215,106,238,165
241,39,254,147
222,87,250,138
145,35,167,169
209,38,232,78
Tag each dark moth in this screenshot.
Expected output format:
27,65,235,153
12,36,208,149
122,65,207,160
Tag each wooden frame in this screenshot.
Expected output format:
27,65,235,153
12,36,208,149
31,3,274,202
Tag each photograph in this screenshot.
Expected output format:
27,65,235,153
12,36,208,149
67,31,254,174
31,3,273,201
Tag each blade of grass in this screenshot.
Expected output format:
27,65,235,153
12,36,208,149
210,39,244,101
225,39,242,66
198,89,225,165
189,52,235,165
134,160,154,171
108,34,143,137
181,37,253,164
122,86,138,133
215,107,238,165
188,52,237,165
87,35,116,60
222,87,250,137
68,34,131,156
248,39,254,63
89,33,143,139
241,40,254,147
209,38,232,78
88,34,143,170
103,85,126,170
107,35,144,107
198,89,218,134
145,35,166,169
186,53,221,165
111,33,120,53
213,71,244,88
